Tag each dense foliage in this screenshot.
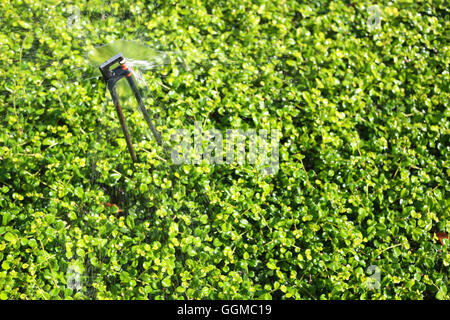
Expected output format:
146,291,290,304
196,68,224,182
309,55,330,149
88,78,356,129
0,0,449,299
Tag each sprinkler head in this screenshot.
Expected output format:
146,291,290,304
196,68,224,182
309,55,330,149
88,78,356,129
99,52,125,81
99,52,132,89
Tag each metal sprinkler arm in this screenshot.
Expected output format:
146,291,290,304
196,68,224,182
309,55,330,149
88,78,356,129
126,73,162,146
99,53,161,163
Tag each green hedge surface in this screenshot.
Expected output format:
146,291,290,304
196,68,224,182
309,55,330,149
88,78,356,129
0,0,449,299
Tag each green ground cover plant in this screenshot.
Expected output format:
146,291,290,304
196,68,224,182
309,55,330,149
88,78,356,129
0,0,448,299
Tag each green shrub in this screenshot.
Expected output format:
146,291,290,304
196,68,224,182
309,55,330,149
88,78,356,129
0,0,448,299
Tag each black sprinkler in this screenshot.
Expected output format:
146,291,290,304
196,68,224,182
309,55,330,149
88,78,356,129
99,53,162,163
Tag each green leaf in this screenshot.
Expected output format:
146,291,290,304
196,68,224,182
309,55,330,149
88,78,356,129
161,276,172,288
